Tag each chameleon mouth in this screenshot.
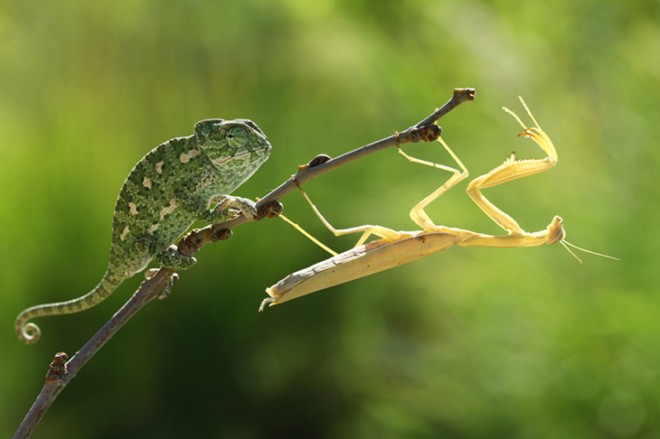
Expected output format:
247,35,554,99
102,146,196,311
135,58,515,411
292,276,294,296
236,147,269,159
211,148,267,166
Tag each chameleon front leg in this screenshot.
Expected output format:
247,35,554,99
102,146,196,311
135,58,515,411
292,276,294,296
150,195,254,270
155,194,259,269
205,194,260,222
149,195,259,298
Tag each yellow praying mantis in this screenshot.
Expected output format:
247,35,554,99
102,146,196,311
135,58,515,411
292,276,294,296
260,98,615,310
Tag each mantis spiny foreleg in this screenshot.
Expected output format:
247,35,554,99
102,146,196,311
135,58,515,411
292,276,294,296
465,97,558,235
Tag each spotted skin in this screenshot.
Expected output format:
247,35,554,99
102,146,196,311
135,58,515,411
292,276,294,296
16,119,271,344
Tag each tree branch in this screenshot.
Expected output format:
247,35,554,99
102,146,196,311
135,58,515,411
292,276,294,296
13,87,475,439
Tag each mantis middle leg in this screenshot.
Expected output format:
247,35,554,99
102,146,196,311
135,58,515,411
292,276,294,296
300,133,470,247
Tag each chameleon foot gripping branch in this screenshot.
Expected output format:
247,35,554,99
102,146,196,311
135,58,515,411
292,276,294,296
16,119,272,344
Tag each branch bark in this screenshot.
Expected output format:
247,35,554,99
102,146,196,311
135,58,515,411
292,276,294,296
13,87,475,439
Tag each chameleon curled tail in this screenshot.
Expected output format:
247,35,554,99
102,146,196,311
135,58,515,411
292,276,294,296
15,270,124,344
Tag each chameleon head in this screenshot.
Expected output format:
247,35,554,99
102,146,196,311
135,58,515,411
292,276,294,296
194,118,272,185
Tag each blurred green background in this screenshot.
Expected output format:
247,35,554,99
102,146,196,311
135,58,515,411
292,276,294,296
1,0,658,437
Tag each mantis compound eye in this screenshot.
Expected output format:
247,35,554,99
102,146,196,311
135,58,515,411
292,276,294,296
225,125,249,150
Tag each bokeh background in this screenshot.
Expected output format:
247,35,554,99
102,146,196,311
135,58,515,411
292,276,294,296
1,0,658,437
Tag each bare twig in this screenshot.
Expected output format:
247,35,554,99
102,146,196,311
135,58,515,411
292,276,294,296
14,87,475,439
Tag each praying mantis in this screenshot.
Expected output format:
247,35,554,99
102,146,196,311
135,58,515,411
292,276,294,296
260,98,614,310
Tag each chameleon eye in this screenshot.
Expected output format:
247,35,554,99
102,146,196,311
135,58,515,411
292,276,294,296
225,126,249,150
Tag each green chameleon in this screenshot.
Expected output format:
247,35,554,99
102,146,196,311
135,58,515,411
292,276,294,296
16,119,271,344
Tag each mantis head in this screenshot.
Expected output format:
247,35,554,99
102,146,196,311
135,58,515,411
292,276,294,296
546,215,565,244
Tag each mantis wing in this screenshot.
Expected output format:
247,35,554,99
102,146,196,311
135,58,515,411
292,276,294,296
264,232,461,307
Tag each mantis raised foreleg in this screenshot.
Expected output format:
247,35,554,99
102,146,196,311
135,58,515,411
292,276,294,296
260,98,609,310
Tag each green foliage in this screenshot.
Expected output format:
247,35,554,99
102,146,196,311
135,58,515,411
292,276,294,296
1,0,658,437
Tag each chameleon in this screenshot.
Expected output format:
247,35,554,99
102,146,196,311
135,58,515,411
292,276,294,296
16,118,272,344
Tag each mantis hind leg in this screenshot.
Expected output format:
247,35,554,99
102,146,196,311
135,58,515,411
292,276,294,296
466,98,558,234
298,189,403,247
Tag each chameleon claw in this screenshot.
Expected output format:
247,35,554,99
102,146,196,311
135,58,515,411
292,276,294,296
157,273,179,300
216,195,259,221
156,246,197,270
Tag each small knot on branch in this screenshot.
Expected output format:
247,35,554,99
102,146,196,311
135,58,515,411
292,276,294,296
257,201,283,219
298,154,332,171
416,124,442,142
177,231,206,255
210,226,233,242
46,352,68,382
396,124,442,145
308,154,332,168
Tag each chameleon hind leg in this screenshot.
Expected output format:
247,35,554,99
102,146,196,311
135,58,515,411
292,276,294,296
149,194,260,271
144,266,180,299
141,239,194,300
466,98,558,235
148,195,260,297
156,245,197,269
